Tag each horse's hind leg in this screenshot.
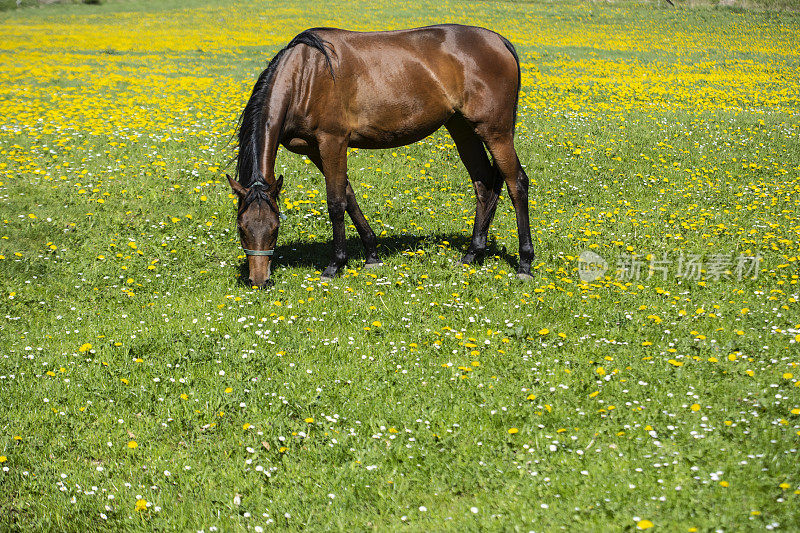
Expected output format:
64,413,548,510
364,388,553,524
446,115,503,266
483,136,534,279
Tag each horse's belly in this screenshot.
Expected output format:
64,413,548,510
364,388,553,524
347,103,453,149
348,123,443,149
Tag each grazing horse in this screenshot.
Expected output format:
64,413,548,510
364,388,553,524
229,24,534,287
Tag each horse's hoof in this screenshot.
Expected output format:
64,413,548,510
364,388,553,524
364,261,384,269
517,272,534,281
321,266,339,280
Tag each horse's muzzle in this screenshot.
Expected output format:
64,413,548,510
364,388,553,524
246,255,273,289
249,278,274,289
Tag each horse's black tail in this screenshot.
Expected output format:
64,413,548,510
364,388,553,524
499,35,521,132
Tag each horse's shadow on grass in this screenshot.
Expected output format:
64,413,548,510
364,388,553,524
236,232,518,285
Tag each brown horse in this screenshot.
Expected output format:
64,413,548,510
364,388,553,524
229,24,533,287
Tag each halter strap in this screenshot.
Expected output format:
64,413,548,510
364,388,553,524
243,248,274,256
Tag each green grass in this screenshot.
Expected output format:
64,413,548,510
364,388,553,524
1,0,799,531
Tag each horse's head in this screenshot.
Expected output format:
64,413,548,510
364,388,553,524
227,174,284,288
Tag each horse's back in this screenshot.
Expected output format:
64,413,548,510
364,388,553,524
319,24,516,91
284,25,520,148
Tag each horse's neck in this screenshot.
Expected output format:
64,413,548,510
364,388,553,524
258,92,290,183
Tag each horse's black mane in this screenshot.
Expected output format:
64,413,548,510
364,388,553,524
235,29,335,187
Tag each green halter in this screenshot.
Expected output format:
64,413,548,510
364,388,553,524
243,249,274,256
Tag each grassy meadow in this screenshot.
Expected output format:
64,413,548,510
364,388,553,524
1,0,799,530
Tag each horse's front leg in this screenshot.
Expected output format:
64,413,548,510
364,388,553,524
315,138,350,280
344,180,382,268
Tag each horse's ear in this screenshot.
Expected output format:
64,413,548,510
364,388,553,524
227,174,247,198
271,175,284,198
